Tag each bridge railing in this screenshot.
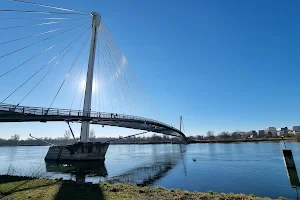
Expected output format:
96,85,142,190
0,103,176,131
0,103,187,139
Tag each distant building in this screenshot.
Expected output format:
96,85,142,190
250,130,257,138
265,127,277,137
277,127,289,136
289,126,300,135
258,130,265,138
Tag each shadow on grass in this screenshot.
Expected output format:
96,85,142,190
0,177,58,199
54,181,106,200
0,175,31,184
2,182,58,196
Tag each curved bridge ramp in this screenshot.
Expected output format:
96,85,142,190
0,103,188,140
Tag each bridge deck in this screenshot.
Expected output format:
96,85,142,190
0,103,187,140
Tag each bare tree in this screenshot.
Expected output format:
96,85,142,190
64,130,71,143
232,131,241,139
89,129,96,141
206,131,215,139
11,134,20,141
218,131,231,139
196,135,203,140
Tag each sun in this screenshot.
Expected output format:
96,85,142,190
80,79,96,91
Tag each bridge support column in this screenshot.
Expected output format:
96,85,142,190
80,122,90,143
80,12,101,143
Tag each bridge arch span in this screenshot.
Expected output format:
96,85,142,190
0,103,188,141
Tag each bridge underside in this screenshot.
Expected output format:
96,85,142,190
0,104,188,140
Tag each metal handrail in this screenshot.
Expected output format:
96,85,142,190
0,103,179,132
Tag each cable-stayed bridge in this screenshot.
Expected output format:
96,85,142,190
0,0,188,160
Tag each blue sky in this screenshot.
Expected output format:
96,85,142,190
1,0,300,139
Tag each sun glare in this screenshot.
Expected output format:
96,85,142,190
80,79,96,91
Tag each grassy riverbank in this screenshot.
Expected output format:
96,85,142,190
0,175,286,200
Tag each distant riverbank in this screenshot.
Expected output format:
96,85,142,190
0,137,298,146
110,137,299,144
0,137,300,146
0,175,280,200
189,137,299,143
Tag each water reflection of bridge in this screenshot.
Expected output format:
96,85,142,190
45,145,186,185
45,161,108,183
106,156,177,186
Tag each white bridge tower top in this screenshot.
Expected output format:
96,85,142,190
80,12,101,143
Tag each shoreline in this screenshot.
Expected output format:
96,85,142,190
0,137,298,147
0,175,281,200
188,137,299,144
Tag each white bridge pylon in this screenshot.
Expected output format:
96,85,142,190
81,12,101,143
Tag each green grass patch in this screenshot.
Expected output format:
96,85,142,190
0,175,279,200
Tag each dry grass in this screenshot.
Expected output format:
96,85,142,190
0,175,280,200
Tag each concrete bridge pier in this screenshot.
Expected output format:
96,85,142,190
45,142,109,161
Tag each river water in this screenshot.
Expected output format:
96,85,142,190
0,142,298,199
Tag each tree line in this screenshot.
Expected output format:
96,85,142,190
189,130,284,141
1,129,289,146
0,130,183,146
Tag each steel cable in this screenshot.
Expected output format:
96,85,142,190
0,9,89,15
96,37,104,112
1,26,90,104
102,23,160,119
101,31,131,114
0,20,88,45
0,22,89,78
70,62,85,111
1,28,59,45
48,34,90,109
11,0,91,15
103,25,155,117
0,21,60,30
18,27,90,105
97,31,125,114
0,17,91,21
102,28,140,115
100,37,115,113
101,25,141,115
0,20,90,60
